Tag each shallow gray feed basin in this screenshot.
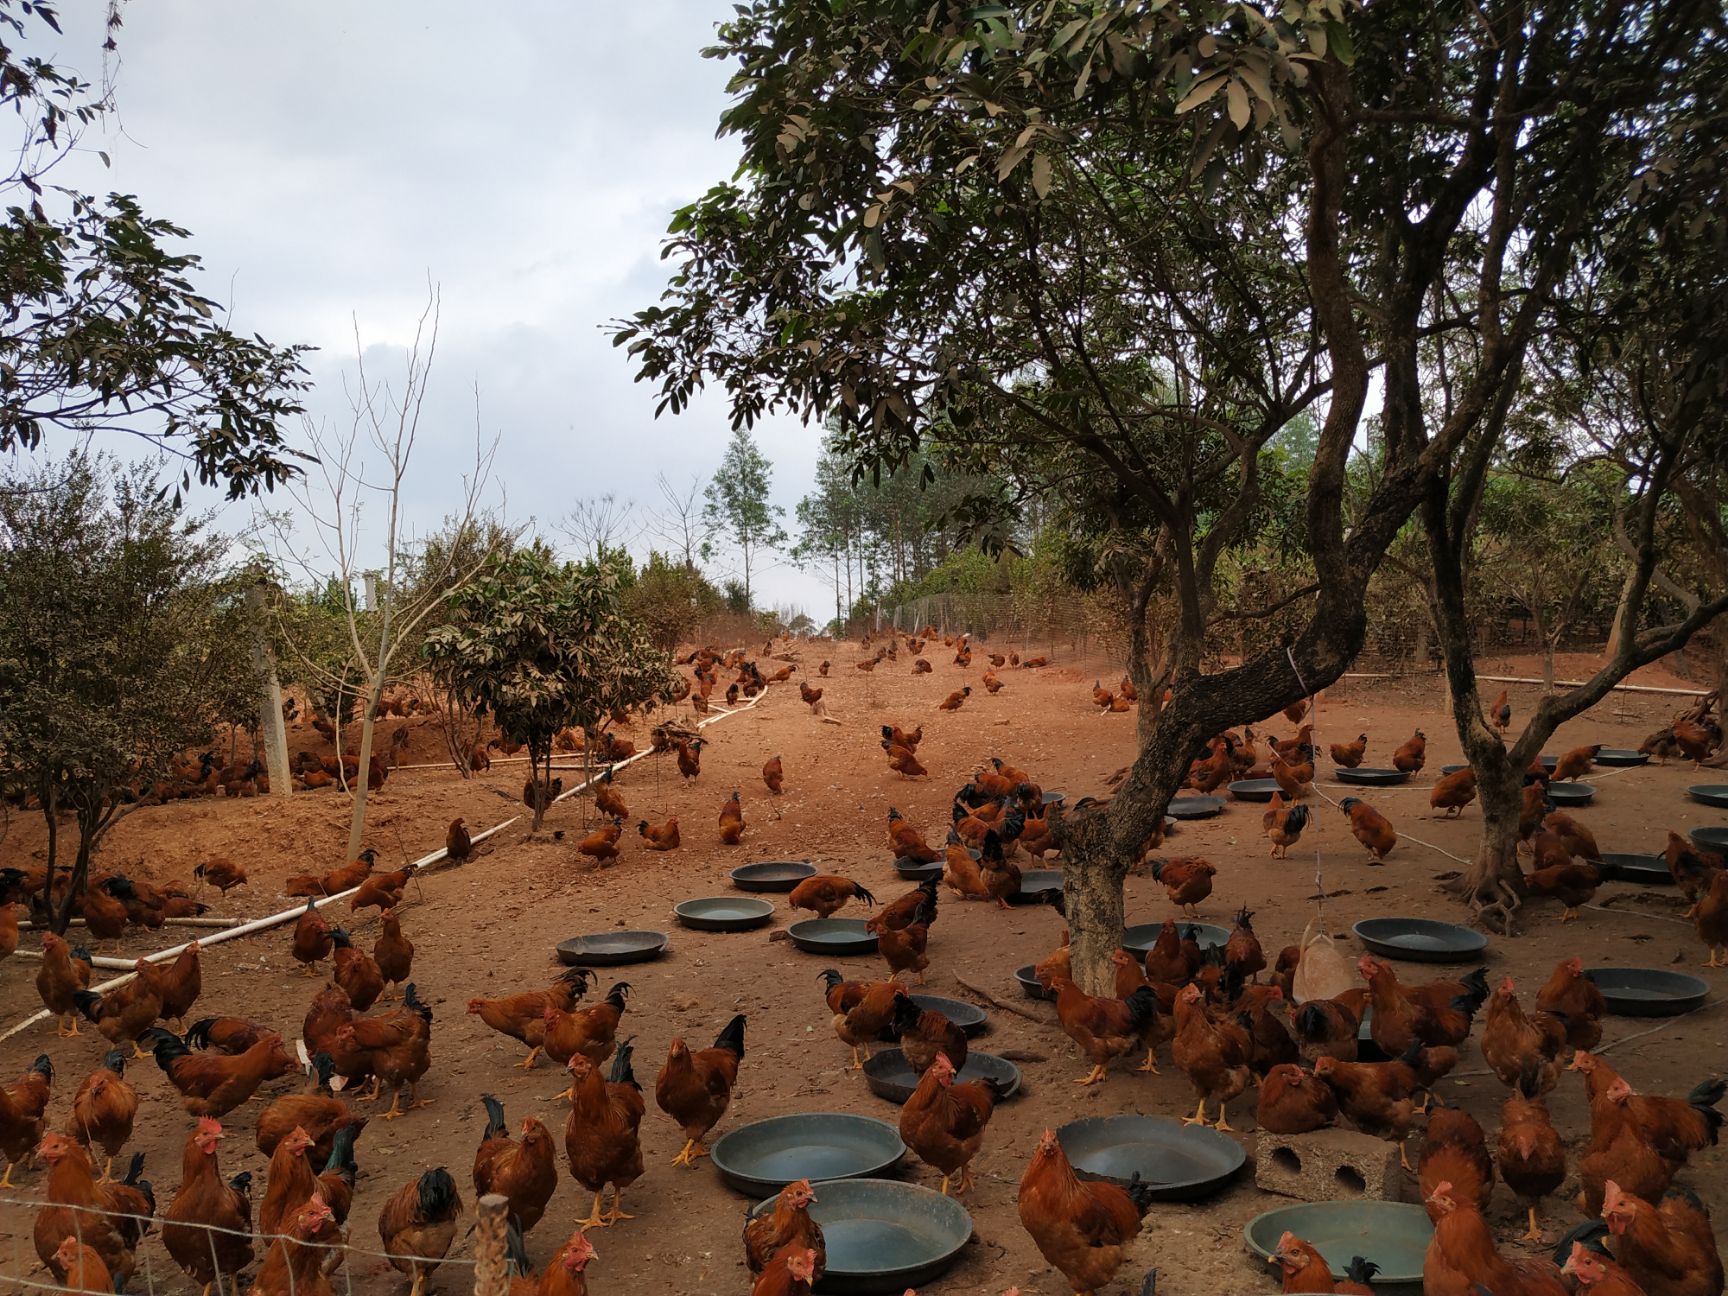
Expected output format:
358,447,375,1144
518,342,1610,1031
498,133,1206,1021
907,994,987,1036
1244,1200,1432,1295
732,860,817,892
746,1177,970,1294
1691,827,1728,853
1015,964,1054,1001
787,918,878,956
1008,869,1063,904
1229,779,1281,802
1595,748,1648,767
1056,1115,1244,1202
1122,921,1228,957
893,858,943,883
673,897,775,932
1687,785,1728,810
1167,795,1225,819
860,1048,1021,1105
1585,967,1710,1017
1042,789,1066,806
555,931,667,966
1545,782,1595,806
712,1114,904,1197
1334,767,1410,787
1353,917,1487,963
1600,852,1670,885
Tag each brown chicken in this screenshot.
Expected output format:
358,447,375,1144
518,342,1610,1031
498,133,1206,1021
752,1246,819,1296
377,1167,463,1296
1392,729,1428,773
67,1051,137,1180
826,975,902,1068
939,686,970,710
745,1178,826,1279
1602,1180,1724,1296
887,807,940,862
330,929,385,1011
468,967,595,1070
877,888,935,983
32,1133,154,1287
1430,767,1478,817
1496,1063,1567,1241
576,817,624,866
1225,906,1267,982
36,932,93,1036
1554,743,1602,781
1666,830,1725,917
594,770,629,819
1573,1051,1724,1210
1263,792,1310,858
143,1026,297,1118
1272,751,1316,800
445,818,473,862
564,1042,645,1230
1315,1051,1422,1169
1524,836,1602,922
942,833,990,899
889,994,968,1076
788,874,877,919
0,1054,53,1187
1561,1240,1646,1296
1489,689,1512,734
656,1014,745,1167
1481,975,1567,1093
73,969,164,1055
331,982,434,1118
1141,919,1199,986
1330,733,1369,768
349,866,413,914
1698,868,1728,967
373,910,414,997
1258,1063,1339,1134
292,898,334,975
185,1014,275,1055
53,1238,114,1295
252,1194,339,1296
132,941,203,1029
1669,719,1718,766
1018,1128,1154,1296
1534,956,1605,1051
1269,1233,1381,1293
900,1050,1009,1195
636,816,681,851
883,740,929,778
1171,982,1252,1127
192,857,248,896
718,790,747,844
1292,995,1365,1066
675,737,704,779
162,1117,254,1291
257,1123,353,1239
1423,1181,1568,1296
1187,739,1234,792
472,1095,557,1236
761,754,784,794
1340,797,1397,861
1543,809,1601,862
80,876,131,940
255,1051,365,1162
542,980,631,1076
1419,1104,1494,1220
1150,856,1215,916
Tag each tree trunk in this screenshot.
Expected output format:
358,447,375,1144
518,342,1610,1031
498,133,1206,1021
1454,765,1525,931
1059,814,1128,996
529,740,552,831
39,781,58,928
345,673,387,861
249,586,293,798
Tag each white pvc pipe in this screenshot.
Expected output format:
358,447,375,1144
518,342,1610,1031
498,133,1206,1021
0,677,777,1044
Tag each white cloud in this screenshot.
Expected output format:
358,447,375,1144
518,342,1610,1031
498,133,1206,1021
37,1,831,613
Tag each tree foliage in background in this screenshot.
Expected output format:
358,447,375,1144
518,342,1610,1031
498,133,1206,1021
0,454,259,931
620,0,1726,982
0,1,312,500
702,427,786,606
422,546,676,831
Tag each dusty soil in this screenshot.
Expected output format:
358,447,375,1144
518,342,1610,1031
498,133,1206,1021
1,642,1725,1296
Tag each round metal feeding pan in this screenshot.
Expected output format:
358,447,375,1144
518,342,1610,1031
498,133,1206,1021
1594,748,1648,767
673,897,775,932
787,919,878,956
713,1114,904,1197
1334,768,1410,788
1229,779,1281,802
1122,922,1228,957
860,1048,1021,1105
1167,795,1225,819
745,1177,971,1294
1585,967,1709,1017
1244,1200,1432,1295
732,860,817,892
1600,852,1670,885
1353,918,1487,963
1056,1115,1244,1202
555,931,667,966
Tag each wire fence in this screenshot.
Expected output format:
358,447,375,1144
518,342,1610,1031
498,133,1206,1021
0,1190,520,1295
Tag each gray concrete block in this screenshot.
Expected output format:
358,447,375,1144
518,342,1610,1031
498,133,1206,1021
1254,1127,1402,1201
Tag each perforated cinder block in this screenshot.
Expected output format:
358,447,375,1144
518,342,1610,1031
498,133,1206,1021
1254,1128,1402,1202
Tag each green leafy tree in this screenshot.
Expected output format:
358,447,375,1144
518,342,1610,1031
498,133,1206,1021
702,427,786,606
0,454,260,931
619,0,1723,986
0,2,311,498
423,546,676,831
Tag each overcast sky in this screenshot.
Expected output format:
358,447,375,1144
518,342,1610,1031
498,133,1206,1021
43,2,834,614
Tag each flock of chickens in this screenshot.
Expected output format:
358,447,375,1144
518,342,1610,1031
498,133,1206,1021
1,629,1726,1296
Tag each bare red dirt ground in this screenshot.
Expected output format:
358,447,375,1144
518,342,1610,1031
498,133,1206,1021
1,640,1724,1295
